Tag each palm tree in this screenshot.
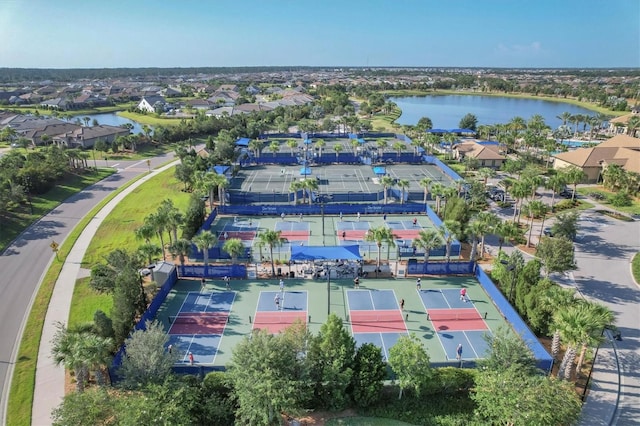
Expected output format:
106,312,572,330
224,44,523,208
376,139,388,157
380,176,395,204
333,143,343,159
576,302,615,377
443,132,457,159
440,220,462,262
168,238,192,268
553,306,583,380
466,219,487,261
419,177,432,204
145,212,169,260
194,171,217,213
392,141,405,158
430,182,445,215
82,333,114,387
364,226,396,277
494,220,521,253
475,211,499,258
563,166,587,201
287,139,298,156
138,243,162,266
601,164,625,191
557,111,572,127
269,141,280,157
223,238,246,264
134,222,156,245
412,229,443,264
626,115,640,137
211,173,229,207
508,116,527,141
477,167,496,188
165,208,184,244
546,173,567,212
256,230,285,277
316,139,326,157
397,179,410,204
192,230,217,271
303,178,319,204
510,181,530,223
350,138,360,155
289,180,303,204
523,200,546,247
249,139,263,158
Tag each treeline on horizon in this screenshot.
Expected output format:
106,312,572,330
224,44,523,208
0,66,639,83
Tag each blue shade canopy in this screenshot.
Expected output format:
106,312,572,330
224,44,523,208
426,129,450,133
303,139,313,145
300,167,312,176
449,128,475,134
235,137,250,146
373,166,386,175
290,245,362,261
213,165,230,175
357,138,366,144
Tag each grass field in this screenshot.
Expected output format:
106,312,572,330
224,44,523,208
576,187,640,216
117,110,184,127
67,277,113,327
0,169,115,252
81,166,190,267
632,253,640,284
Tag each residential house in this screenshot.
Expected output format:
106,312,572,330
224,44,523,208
245,85,261,95
52,125,130,149
553,134,640,182
23,123,82,145
217,84,239,92
608,106,640,135
137,95,167,113
185,99,213,110
453,140,506,169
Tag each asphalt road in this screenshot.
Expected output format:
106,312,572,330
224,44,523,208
0,152,177,423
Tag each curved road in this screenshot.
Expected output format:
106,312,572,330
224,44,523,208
0,153,178,423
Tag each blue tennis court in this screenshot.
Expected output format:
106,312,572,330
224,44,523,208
419,288,476,310
386,220,419,230
353,332,406,361
274,221,310,231
346,289,398,311
256,290,308,312
437,330,492,361
221,219,259,232
179,291,236,313
336,221,371,231
168,291,236,365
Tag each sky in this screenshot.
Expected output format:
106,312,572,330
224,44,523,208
0,0,638,69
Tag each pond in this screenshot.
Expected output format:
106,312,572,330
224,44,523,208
389,95,599,130
69,112,146,135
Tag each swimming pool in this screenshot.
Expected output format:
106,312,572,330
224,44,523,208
558,140,600,148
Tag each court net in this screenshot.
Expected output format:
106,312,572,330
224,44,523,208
252,313,307,324
169,314,228,325
218,231,256,240
427,311,484,321
349,313,405,323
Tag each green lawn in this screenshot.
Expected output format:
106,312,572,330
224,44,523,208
632,253,640,284
68,277,113,327
92,142,183,161
576,187,640,216
2,103,135,116
366,107,402,132
81,166,190,267
117,110,184,126
0,169,115,252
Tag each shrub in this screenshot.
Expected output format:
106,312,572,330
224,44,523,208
609,191,632,207
553,199,577,211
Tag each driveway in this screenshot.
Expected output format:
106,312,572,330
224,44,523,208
0,150,179,423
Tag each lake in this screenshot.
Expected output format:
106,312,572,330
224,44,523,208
389,95,598,130
70,112,145,134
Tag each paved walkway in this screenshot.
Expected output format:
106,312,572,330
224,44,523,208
32,161,178,425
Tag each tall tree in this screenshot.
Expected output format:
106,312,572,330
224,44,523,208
412,229,443,264
222,238,245,264
364,226,396,276
307,314,356,410
380,176,395,205
192,230,217,271
419,177,432,204
351,343,387,408
397,178,410,204
440,220,462,262
537,236,576,277
563,166,586,201
388,334,433,399
256,229,285,277
168,238,192,268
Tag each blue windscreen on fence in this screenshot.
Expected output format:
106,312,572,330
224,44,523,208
217,203,428,216
406,259,474,275
179,264,247,278
475,267,553,372
423,156,464,182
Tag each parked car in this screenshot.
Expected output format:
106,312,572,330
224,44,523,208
543,227,554,237
559,188,574,198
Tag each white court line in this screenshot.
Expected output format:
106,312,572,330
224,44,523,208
379,333,389,362
183,334,197,363
462,330,481,359
211,291,237,365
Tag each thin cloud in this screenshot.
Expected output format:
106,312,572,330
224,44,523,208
495,41,544,55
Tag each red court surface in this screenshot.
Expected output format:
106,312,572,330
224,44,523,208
338,230,368,240
391,229,421,239
168,313,229,335
350,309,407,332
427,308,488,331
252,311,307,334
280,230,310,241
219,231,256,241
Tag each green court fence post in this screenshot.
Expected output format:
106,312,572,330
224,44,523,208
249,315,252,323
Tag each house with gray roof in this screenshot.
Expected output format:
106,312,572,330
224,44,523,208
52,124,130,149
137,95,167,113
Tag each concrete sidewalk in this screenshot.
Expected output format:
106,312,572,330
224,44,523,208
32,161,178,425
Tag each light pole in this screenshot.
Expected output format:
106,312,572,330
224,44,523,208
500,260,517,304
325,264,331,315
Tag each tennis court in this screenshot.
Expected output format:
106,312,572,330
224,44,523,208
156,274,512,368
165,291,235,365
